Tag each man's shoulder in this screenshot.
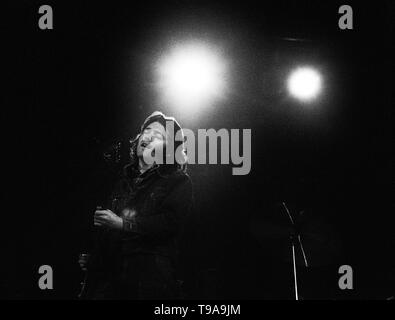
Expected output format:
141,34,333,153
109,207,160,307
163,168,191,184
161,170,193,203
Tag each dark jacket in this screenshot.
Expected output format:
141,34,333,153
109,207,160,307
116,163,193,258
85,164,193,299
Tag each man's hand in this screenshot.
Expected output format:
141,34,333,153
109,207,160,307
94,208,123,230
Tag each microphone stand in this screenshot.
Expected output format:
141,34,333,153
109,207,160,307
281,202,309,300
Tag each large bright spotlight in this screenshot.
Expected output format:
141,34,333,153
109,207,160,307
156,42,227,110
287,67,322,101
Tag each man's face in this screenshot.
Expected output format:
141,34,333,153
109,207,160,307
136,121,167,160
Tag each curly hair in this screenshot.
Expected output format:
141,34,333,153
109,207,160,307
128,111,188,172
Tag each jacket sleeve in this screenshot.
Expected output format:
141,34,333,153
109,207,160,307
122,174,193,240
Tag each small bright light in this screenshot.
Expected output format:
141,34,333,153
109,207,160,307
156,42,227,110
287,67,322,101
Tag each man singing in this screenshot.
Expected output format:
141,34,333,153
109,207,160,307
79,111,193,299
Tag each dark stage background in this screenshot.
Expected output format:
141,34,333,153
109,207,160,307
2,0,394,299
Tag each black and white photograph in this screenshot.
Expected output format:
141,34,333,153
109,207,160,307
2,0,394,305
